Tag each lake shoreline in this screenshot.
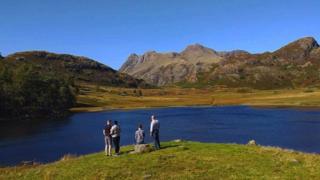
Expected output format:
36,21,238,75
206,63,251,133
2,141,320,168
71,103,320,113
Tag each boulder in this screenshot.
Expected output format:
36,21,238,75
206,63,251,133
134,144,152,153
247,140,257,146
60,154,77,161
20,161,40,166
20,161,33,166
173,139,183,143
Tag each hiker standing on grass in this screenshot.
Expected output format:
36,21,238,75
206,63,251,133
135,124,145,144
103,120,113,156
150,115,160,150
110,121,121,156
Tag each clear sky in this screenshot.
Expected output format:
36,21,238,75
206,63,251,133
1,0,319,69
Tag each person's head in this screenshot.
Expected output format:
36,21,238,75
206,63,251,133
107,120,112,125
151,114,157,121
114,121,118,125
138,124,143,129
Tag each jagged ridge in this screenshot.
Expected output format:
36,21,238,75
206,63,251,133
120,37,320,89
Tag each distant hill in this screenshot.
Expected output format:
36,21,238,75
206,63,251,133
0,51,152,120
120,37,320,89
1,51,149,88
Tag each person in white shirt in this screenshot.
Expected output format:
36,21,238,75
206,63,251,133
110,120,121,155
150,115,160,150
103,120,112,156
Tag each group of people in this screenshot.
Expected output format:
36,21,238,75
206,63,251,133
103,115,160,156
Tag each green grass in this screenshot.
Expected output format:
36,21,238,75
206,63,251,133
2,141,320,179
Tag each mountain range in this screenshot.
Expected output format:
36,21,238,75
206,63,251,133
120,37,320,89
1,37,320,90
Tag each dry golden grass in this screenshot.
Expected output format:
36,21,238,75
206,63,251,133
71,84,320,112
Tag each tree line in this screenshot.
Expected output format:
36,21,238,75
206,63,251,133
0,63,77,121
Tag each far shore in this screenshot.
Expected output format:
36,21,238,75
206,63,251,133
71,85,320,113
70,103,320,113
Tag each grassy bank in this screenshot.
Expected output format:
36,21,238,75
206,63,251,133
72,84,320,112
1,141,320,179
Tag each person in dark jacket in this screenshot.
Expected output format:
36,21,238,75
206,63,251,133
150,115,160,150
110,120,121,156
103,120,112,156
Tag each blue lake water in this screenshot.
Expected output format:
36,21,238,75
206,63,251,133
1,105,320,166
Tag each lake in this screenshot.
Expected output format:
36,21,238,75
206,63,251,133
1,105,320,166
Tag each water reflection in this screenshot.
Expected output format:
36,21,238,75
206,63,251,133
0,117,72,140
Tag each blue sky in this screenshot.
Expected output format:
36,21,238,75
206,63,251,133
0,0,319,69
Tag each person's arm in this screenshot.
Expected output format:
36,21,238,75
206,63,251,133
135,131,138,143
103,129,106,136
110,126,115,135
150,121,154,136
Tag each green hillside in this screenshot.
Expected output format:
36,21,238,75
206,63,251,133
0,51,151,121
2,51,149,88
1,141,320,179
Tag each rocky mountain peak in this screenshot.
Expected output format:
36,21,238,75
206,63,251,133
119,53,140,72
182,43,217,54
128,53,139,59
146,50,157,53
183,43,206,51
277,37,319,51
296,37,319,48
274,37,319,63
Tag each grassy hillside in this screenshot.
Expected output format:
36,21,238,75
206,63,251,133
2,141,320,179
0,51,150,120
73,84,320,112
2,51,149,88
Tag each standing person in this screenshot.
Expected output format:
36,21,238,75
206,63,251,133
135,124,145,144
110,120,121,156
150,115,160,150
103,120,113,156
